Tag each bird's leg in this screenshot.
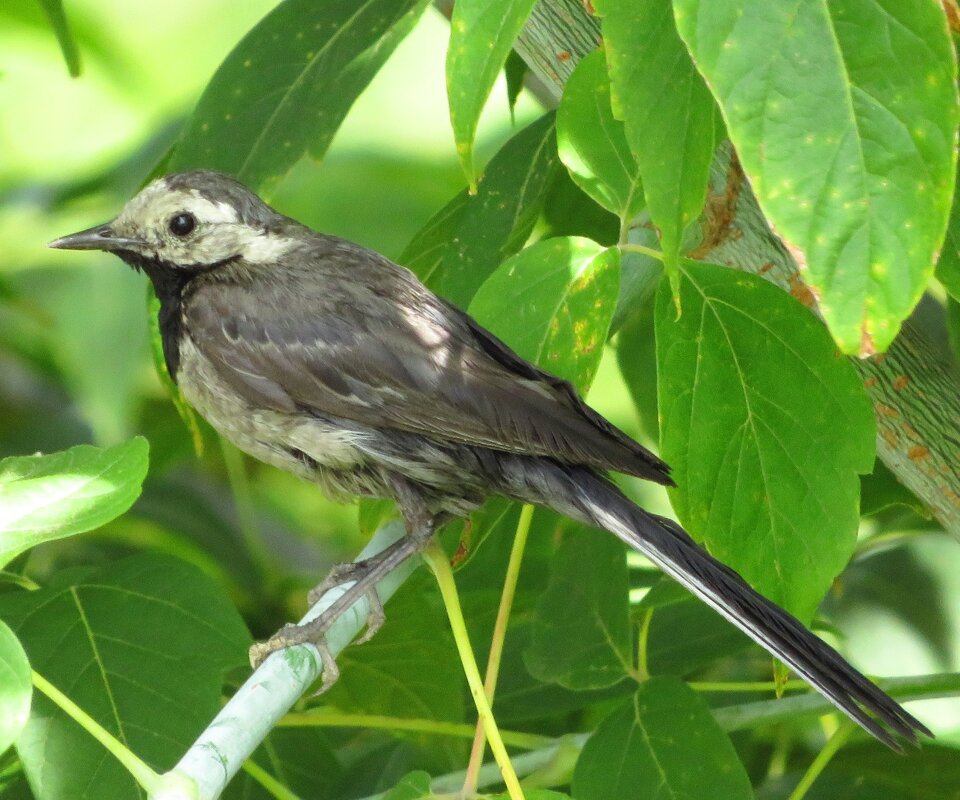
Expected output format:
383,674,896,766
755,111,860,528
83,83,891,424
248,474,443,692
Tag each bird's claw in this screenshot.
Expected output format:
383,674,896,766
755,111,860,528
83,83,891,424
248,621,341,693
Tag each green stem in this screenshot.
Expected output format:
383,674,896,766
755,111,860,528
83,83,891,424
690,679,810,693
241,759,302,800
422,541,525,800
787,722,854,800
219,437,270,577
636,608,653,681
32,671,162,793
278,710,550,749
462,504,535,796
619,242,665,262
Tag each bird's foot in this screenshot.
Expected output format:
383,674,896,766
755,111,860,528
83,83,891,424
248,619,341,692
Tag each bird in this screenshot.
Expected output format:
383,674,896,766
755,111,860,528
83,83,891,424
50,169,929,750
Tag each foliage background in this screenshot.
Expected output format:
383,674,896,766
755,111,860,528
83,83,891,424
1,1,960,798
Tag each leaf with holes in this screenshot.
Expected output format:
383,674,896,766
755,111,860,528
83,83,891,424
674,0,959,354
656,262,875,620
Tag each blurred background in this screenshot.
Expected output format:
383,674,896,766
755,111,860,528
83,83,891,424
1,0,958,743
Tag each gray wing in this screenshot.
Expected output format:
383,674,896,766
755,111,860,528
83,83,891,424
184,263,672,483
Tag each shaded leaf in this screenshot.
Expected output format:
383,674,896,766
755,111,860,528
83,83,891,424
758,742,960,800
0,555,250,799
469,237,620,391
557,50,644,223
381,771,432,800
504,49,528,119
656,263,875,620
170,0,430,188
422,113,559,307
525,528,633,690
0,438,149,569
936,162,960,301
675,0,960,354
446,0,539,185
572,678,752,800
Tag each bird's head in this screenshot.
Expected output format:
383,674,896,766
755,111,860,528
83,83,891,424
49,170,290,271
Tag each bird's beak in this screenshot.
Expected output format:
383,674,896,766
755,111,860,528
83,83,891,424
48,223,144,252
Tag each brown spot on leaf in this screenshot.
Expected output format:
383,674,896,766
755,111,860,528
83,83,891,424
944,0,960,33
758,261,774,275
859,328,876,358
557,50,572,62
864,377,877,389
882,429,900,447
787,273,817,308
892,375,910,390
908,445,930,461
686,156,744,260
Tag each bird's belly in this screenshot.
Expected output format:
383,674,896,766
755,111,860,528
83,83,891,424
176,337,367,480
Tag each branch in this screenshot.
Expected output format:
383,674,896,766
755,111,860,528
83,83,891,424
515,0,960,536
153,524,416,800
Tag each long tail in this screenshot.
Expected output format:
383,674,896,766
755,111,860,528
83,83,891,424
501,457,931,750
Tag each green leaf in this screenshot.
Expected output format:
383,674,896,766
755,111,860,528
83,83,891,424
936,163,960,301
416,113,559,307
572,678,752,800
381,771,432,800
0,620,31,757
35,0,80,76
0,554,250,799
227,728,343,800
595,0,718,279
674,0,960,355
860,460,928,518
170,0,430,189
323,580,465,767
640,579,751,676
759,743,960,800
656,262,875,620
0,438,149,569
557,50,645,225
615,307,660,442
446,0,539,186
504,49,528,120
469,237,620,391
525,528,633,690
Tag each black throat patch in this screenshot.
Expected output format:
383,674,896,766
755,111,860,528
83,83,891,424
119,251,238,381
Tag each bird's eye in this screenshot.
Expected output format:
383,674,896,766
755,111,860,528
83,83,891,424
168,212,196,237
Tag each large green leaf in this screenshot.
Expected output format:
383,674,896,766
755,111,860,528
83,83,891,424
557,50,644,225
323,580,465,768
403,113,559,307
1,555,249,799
0,620,30,758
595,0,717,280
446,0,539,185
35,0,80,76
675,0,959,354
936,164,960,301
469,236,620,391
656,263,875,620
572,678,752,800
525,529,633,690
170,0,430,188
0,438,149,569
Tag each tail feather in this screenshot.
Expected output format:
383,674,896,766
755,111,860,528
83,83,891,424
507,459,931,750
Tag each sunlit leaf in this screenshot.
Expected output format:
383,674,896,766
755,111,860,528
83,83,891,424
0,620,31,757
557,50,645,224
171,0,431,189
675,0,960,354
446,0,539,186
595,0,717,282
656,262,875,620
0,438,149,569
469,236,620,391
